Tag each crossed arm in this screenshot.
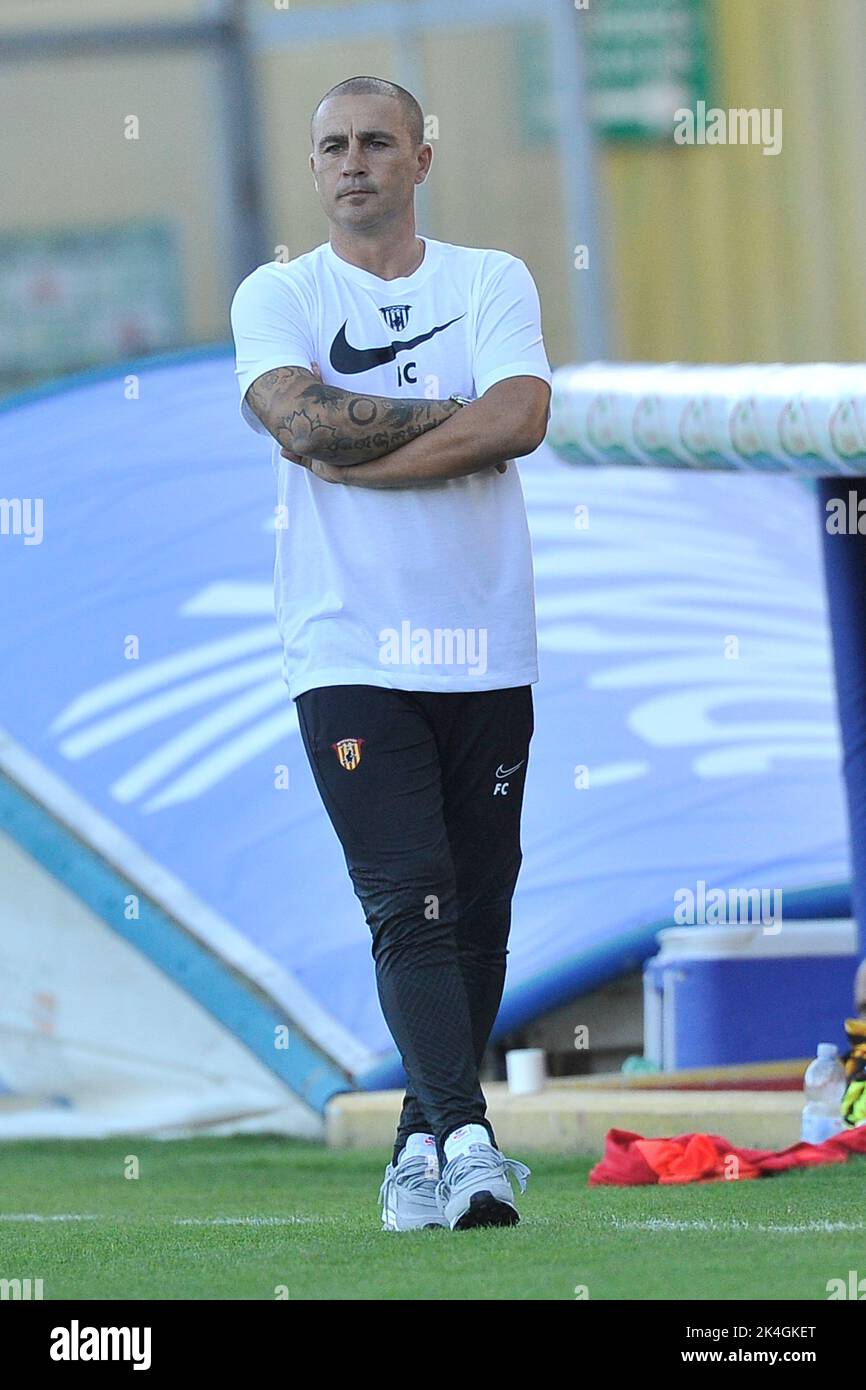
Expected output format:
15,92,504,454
244,366,550,488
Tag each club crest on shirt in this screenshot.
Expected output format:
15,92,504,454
331,737,365,771
380,304,411,332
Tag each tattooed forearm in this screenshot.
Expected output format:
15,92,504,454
245,366,461,465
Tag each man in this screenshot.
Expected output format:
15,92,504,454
230,75,551,1231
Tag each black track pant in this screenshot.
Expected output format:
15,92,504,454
295,683,534,1168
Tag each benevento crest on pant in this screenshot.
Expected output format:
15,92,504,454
331,737,365,771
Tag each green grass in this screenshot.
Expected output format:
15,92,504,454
0,1137,862,1300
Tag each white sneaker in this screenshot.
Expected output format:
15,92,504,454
378,1134,448,1231
436,1126,531,1230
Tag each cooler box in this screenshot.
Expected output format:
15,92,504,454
643,920,859,1070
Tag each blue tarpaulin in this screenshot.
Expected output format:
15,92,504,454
0,350,852,1092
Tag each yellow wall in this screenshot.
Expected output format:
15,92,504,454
0,48,231,351
2,0,865,383
0,0,202,27
609,0,866,362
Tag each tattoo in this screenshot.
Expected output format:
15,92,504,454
245,366,460,465
347,397,378,426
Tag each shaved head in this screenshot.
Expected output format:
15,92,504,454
311,76,424,148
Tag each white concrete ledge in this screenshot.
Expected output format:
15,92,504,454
326,1080,805,1155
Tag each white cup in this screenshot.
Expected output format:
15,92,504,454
505,1047,547,1095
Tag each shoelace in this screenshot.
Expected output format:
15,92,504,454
378,1154,440,1211
435,1149,531,1207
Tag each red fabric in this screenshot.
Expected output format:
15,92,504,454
588,1124,866,1186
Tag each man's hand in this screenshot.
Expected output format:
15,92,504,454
281,450,349,484
276,375,548,488
282,450,511,486
279,367,509,484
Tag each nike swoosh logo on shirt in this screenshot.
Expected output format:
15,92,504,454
329,315,465,375
496,761,525,778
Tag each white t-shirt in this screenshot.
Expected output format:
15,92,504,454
230,236,551,699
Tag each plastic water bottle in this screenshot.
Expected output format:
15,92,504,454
801,1043,846,1144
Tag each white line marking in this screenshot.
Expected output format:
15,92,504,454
174,1216,325,1226
608,1217,866,1234
6,1212,860,1235
0,1213,99,1222
0,1212,327,1226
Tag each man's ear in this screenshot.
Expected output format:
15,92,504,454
416,144,433,185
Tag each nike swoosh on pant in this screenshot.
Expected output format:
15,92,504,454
495,761,525,778
329,315,466,375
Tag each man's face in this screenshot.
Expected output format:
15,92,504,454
310,94,431,231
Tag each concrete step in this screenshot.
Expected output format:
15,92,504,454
326,1080,806,1155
